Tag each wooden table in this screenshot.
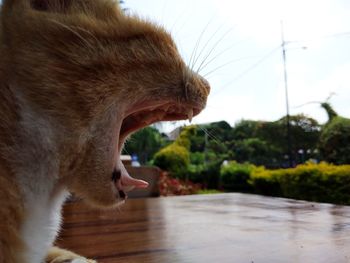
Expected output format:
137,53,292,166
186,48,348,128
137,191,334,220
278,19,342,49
57,193,350,263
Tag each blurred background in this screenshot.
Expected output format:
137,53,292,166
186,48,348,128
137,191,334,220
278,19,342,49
124,0,350,128
120,0,350,203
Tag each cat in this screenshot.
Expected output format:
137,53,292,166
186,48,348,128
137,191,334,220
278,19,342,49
0,0,210,262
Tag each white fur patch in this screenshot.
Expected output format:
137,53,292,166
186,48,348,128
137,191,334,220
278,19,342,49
11,91,70,262
21,190,69,263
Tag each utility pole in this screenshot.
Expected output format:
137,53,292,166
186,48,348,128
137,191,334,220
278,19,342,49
281,21,293,167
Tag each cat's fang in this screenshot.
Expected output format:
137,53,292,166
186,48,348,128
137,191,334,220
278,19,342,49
188,109,193,123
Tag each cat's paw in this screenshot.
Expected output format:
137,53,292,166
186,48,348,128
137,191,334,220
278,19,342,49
46,247,97,263
70,259,97,263
51,258,97,263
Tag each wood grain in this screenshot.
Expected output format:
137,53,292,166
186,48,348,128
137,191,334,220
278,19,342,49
56,193,350,263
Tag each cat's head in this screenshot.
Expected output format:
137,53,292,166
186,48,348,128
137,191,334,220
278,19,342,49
1,0,210,207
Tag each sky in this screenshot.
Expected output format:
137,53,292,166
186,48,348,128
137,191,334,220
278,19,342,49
125,0,350,131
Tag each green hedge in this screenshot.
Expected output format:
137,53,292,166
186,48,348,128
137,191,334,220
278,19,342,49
220,161,255,191
250,162,350,205
219,162,350,205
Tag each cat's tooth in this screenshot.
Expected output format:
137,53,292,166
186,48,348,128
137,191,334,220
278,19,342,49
188,109,193,123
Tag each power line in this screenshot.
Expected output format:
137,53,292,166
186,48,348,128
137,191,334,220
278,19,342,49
211,29,350,97
287,30,350,44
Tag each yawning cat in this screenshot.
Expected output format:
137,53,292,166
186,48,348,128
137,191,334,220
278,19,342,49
0,0,210,262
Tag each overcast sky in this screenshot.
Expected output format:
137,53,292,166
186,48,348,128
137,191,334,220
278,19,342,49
125,0,350,130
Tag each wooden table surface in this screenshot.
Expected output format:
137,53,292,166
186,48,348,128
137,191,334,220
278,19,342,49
57,193,350,263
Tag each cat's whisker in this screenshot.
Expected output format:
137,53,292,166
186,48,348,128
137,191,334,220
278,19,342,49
198,126,223,145
172,8,197,37
188,18,213,72
71,25,101,46
49,19,94,51
169,3,192,34
202,56,257,78
184,82,189,101
191,24,223,71
198,38,248,73
196,28,233,74
212,46,281,96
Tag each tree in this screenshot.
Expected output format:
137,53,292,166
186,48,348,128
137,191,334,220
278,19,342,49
231,115,320,166
319,102,350,164
231,120,260,141
233,138,281,167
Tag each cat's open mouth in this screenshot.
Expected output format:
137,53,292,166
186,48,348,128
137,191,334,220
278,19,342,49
113,100,203,199
120,101,202,142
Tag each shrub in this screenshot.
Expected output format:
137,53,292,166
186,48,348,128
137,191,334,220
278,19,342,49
153,126,196,179
220,161,256,191
250,162,350,205
153,143,190,179
158,171,201,196
202,159,224,189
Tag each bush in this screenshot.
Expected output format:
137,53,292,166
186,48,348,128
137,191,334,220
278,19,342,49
220,161,256,191
153,144,190,179
250,162,350,205
202,159,224,189
159,171,201,196
153,126,196,179
188,159,223,189
247,168,283,196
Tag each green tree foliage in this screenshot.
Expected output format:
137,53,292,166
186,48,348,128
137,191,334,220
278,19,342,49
232,138,281,166
319,103,350,164
231,120,259,141
231,114,320,167
321,102,338,121
152,115,321,184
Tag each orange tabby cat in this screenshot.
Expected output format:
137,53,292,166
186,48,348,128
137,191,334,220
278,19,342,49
0,0,210,262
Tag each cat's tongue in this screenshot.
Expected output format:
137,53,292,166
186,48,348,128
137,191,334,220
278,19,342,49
116,160,149,193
